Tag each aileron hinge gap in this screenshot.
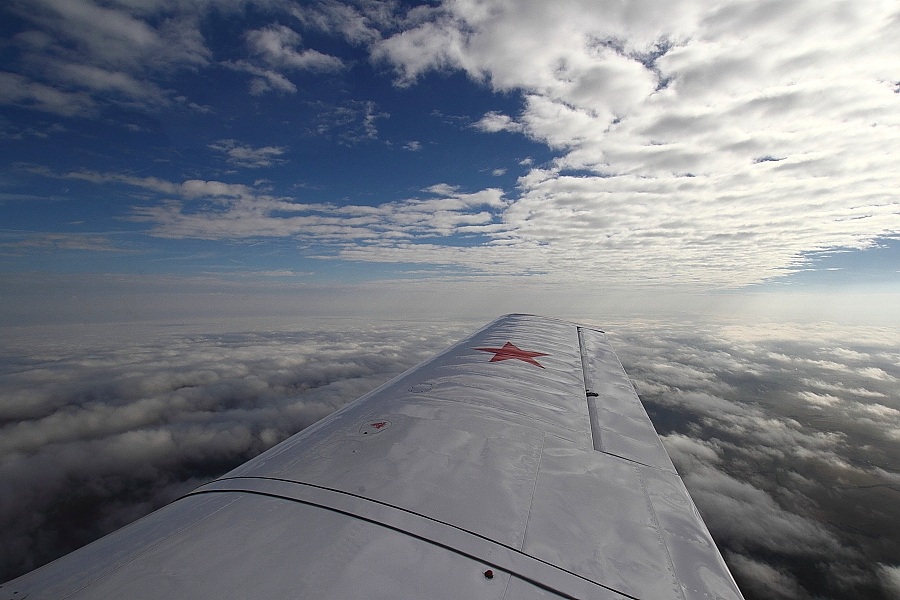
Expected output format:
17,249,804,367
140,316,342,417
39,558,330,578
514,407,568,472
576,327,603,452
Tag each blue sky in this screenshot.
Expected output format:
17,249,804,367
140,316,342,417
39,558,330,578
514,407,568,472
2,0,900,323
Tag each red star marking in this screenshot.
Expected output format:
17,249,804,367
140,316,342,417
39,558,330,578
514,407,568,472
370,422,387,429
474,342,549,368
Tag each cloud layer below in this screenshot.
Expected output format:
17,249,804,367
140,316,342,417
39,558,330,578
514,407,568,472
0,318,474,581
609,319,900,599
2,316,899,599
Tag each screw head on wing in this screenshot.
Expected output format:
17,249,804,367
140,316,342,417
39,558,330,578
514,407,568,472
473,341,549,368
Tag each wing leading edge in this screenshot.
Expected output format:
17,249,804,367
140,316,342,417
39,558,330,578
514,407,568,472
1,314,744,600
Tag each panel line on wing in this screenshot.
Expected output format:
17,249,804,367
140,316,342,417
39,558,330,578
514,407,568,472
186,476,634,600
637,466,687,600
520,432,547,555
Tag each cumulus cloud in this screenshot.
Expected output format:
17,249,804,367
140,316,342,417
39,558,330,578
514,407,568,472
15,0,210,71
797,390,842,407
223,23,344,95
11,0,899,288
37,167,532,270
473,111,524,133
2,2,346,110
366,0,900,287
727,555,806,600
678,461,840,556
7,0,900,289
879,564,900,597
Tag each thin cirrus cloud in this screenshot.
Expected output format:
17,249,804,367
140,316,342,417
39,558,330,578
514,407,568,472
0,72,94,117
0,233,129,253
227,24,345,95
49,169,508,244
245,24,344,72
311,99,389,145
4,0,209,109
208,139,288,168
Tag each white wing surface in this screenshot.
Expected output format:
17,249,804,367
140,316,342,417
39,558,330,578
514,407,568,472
1,314,744,600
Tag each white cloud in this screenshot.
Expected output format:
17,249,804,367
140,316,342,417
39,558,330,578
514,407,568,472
54,170,507,243
313,100,388,144
728,554,806,600
474,111,523,133
880,564,900,597
5,0,210,108
609,320,900,597
0,72,94,116
15,0,210,70
0,233,128,252
684,463,840,555
797,390,841,407
223,60,298,95
245,24,344,72
858,366,897,382
208,139,287,168
51,62,168,102
290,0,388,45
224,23,347,94
800,378,885,398
7,0,900,289
59,170,257,200
660,432,720,463
369,0,900,287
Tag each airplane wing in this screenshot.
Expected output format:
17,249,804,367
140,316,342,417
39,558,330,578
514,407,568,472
1,314,744,600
